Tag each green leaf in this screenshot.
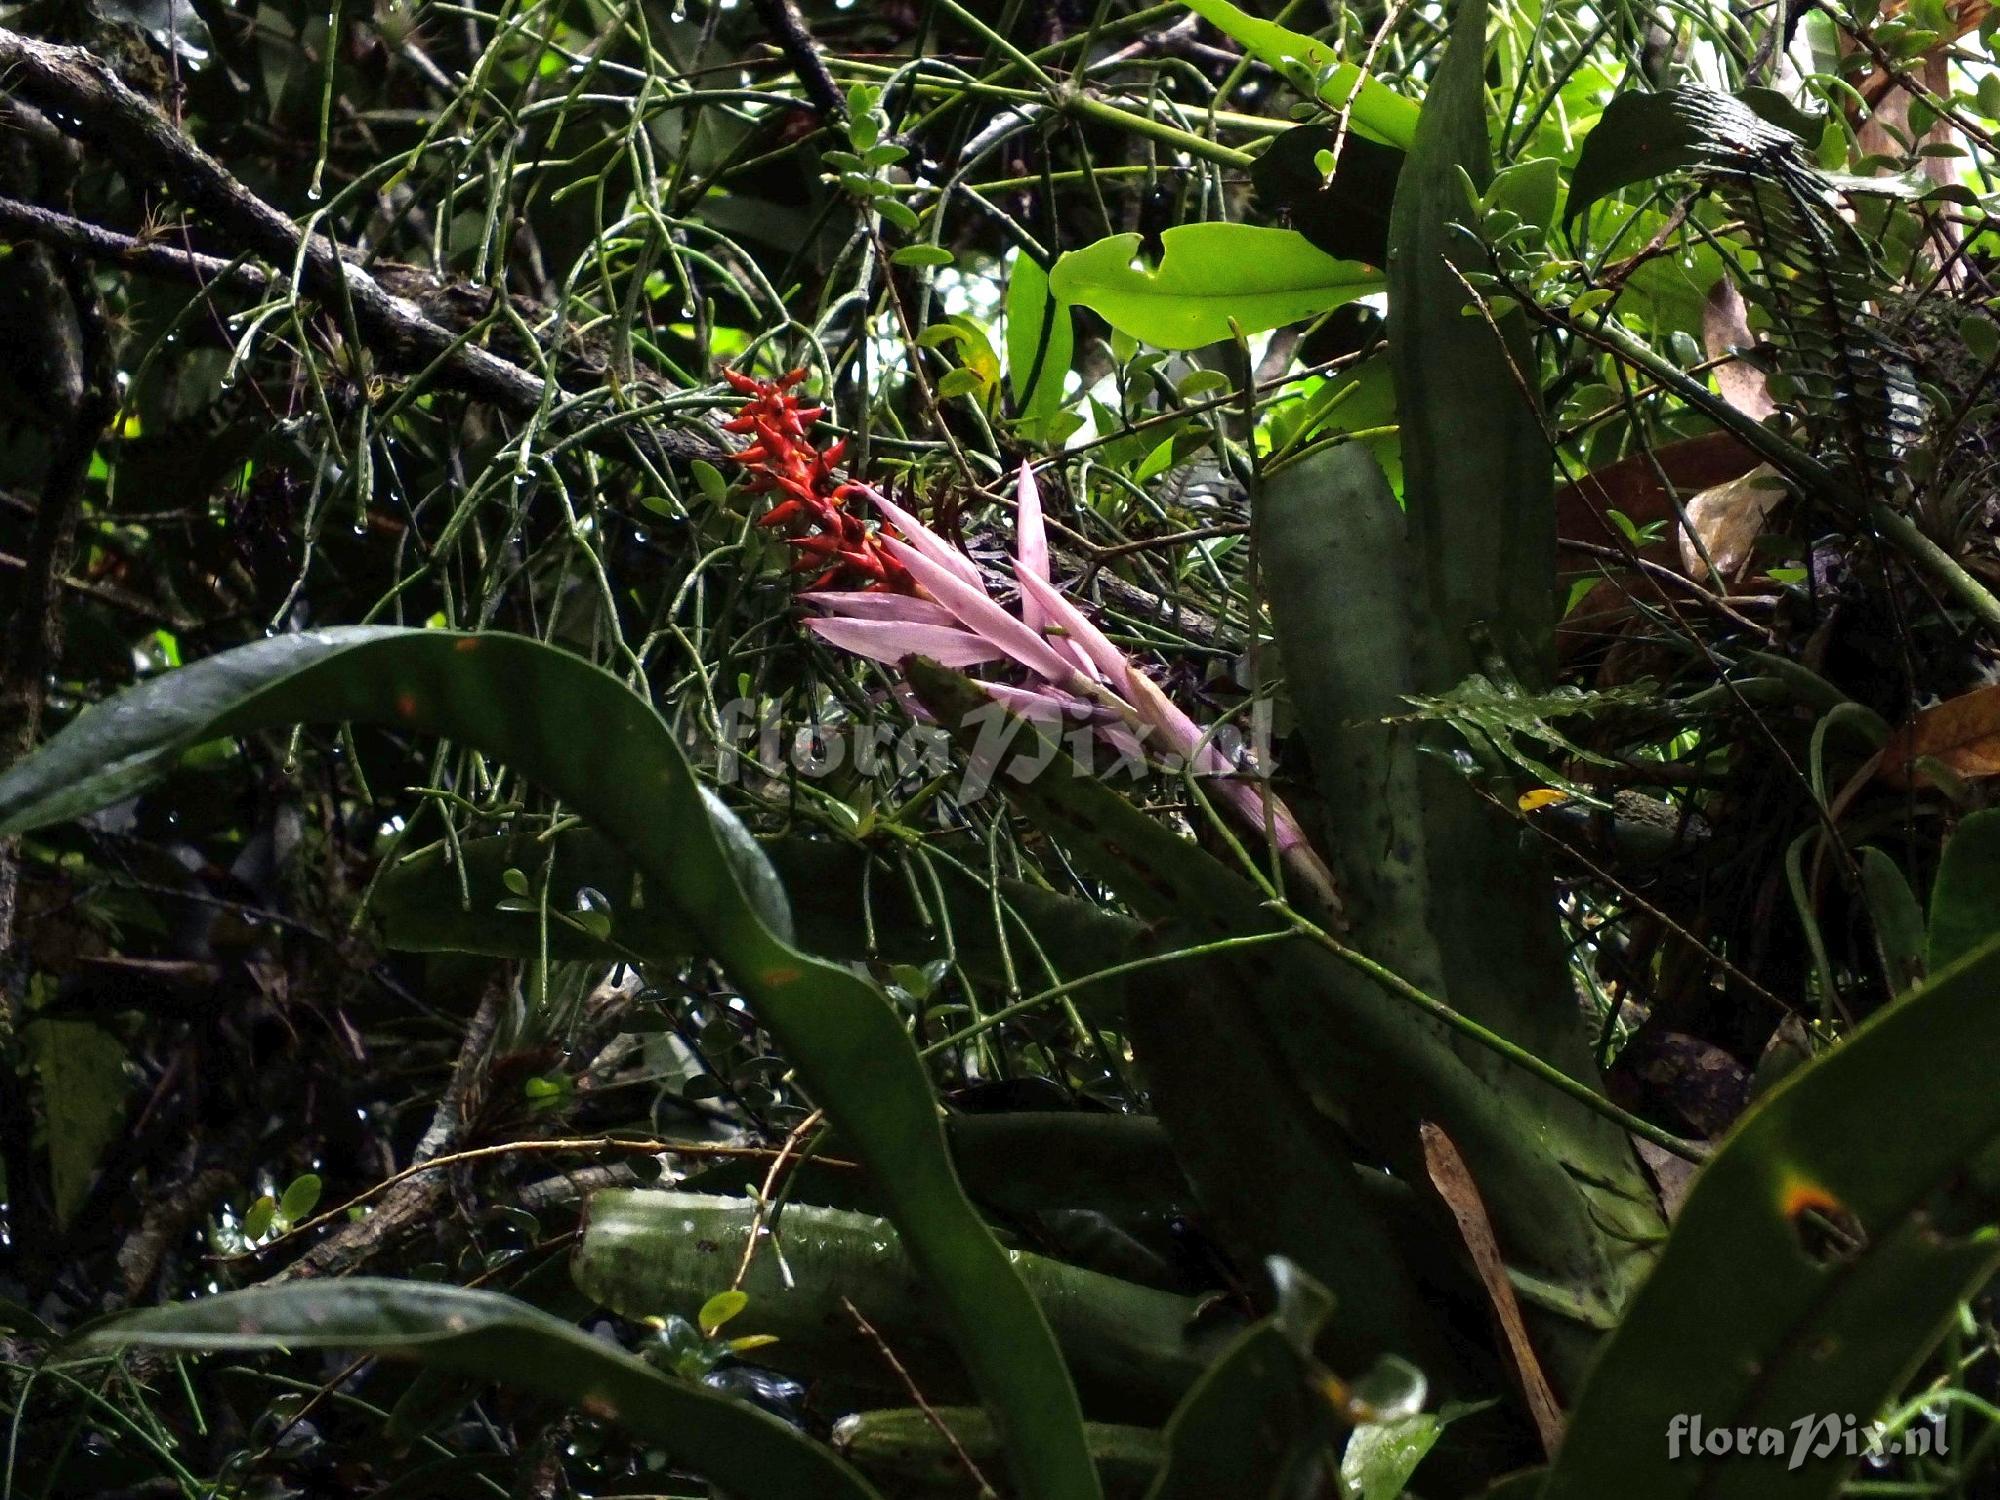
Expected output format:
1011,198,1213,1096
0,629,1098,1500
1928,808,2000,972
1250,126,1404,267
1565,86,1823,227
905,661,1626,1384
1483,155,1560,232
697,1288,749,1336
242,1195,276,1242
876,198,921,232
1258,444,1659,1393
1005,251,1075,430
691,458,730,503
60,1280,878,1498
1049,225,1380,350
1857,848,1926,995
1387,0,1666,1383
836,1408,1163,1500
575,1190,1220,1423
935,366,987,401
279,1172,324,1224
1339,1411,1445,1500
1543,933,2000,1500
1175,0,1419,147
891,244,955,268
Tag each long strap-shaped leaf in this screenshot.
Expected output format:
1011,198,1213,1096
1379,0,1665,1384
60,1280,878,1497
1542,933,2000,1500
0,628,1099,1500
1259,445,1663,1391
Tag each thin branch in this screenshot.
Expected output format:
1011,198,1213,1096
749,0,846,120
0,29,720,466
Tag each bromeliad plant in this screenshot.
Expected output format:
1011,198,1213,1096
725,362,1338,906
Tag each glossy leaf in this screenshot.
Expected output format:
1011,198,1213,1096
1929,809,2000,972
1543,934,2000,1500
1251,125,1403,266
1566,86,1824,228
59,1280,878,1498
1005,251,1075,432
573,1190,1220,1423
1049,225,1379,350
1176,0,1419,147
0,629,1098,1500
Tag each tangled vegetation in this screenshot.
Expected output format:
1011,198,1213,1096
5,0,2000,1494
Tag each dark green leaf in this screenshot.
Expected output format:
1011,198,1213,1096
1566,87,1823,227
61,1280,878,1498
1251,126,1404,266
0,629,1098,1500
575,1190,1221,1423
1928,808,2000,972
1543,934,2000,1500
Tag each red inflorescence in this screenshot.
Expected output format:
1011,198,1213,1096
721,367,914,593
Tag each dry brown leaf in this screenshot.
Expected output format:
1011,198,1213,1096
1880,683,2000,788
1679,463,1784,582
1420,1121,1565,1456
1701,279,1776,421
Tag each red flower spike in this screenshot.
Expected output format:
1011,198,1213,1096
718,365,914,594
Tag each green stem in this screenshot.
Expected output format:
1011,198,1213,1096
920,930,1295,1057
1063,92,1258,170
1868,501,2000,634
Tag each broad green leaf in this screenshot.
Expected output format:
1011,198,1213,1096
574,1190,1221,1423
835,1409,1163,1500
1484,156,1560,232
1049,225,1379,350
0,629,1099,1500
1005,251,1075,432
1929,808,2000,972
1176,0,1419,147
1542,933,2000,1500
278,1172,323,1224
1340,1412,1444,1500
60,1280,878,1498
697,1289,748,1336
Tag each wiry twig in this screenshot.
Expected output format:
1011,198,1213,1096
0,29,720,467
